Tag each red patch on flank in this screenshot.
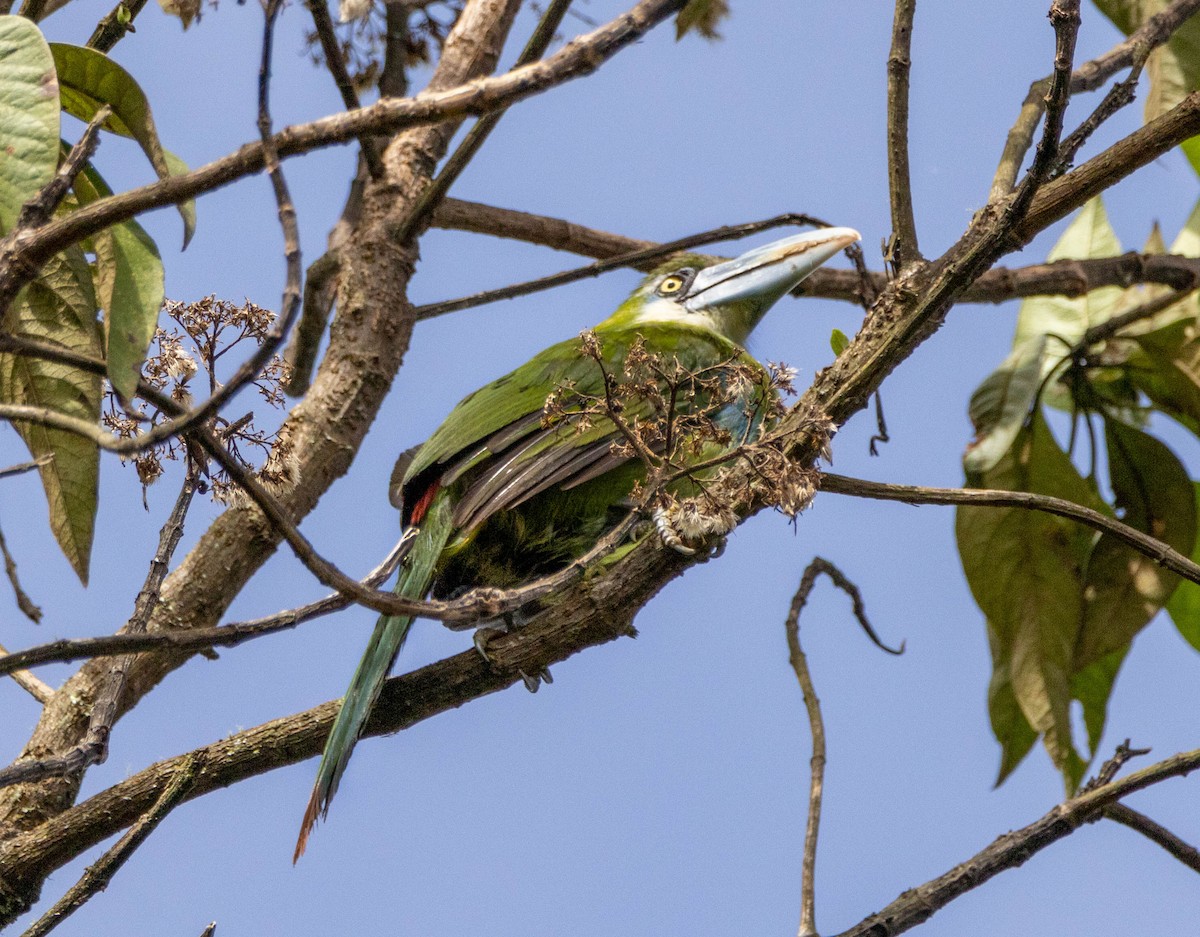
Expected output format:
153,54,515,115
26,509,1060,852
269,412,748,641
409,481,440,525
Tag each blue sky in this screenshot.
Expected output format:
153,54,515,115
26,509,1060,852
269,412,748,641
3,1,1200,934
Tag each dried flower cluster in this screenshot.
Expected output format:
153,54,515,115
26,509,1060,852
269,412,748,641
543,330,821,554
102,296,293,506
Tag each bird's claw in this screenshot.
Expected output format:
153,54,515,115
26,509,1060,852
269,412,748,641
474,624,552,694
653,500,737,556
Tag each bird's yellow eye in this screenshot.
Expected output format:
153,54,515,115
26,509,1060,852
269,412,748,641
659,275,686,295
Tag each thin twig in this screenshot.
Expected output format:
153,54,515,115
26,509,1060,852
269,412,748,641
1103,803,1200,873
1051,60,1143,178
413,213,841,320
306,0,383,177
0,523,41,623
0,640,52,703
832,746,1200,937
1006,0,1081,225
0,533,411,676
0,0,692,317
990,0,1200,198
783,561,829,937
819,473,1200,586
432,198,1200,306
15,107,112,233
87,0,149,52
1079,287,1193,346
396,0,575,242
0,454,52,480
19,753,204,937
886,0,919,267
0,477,194,790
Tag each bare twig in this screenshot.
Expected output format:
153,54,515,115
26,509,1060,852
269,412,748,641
15,107,111,233
1078,287,1193,346
0,640,52,703
306,0,383,177
1103,803,1200,874
0,476,194,789
432,198,1200,306
413,213,841,320
886,0,919,267
819,473,1200,586
832,746,1200,937
1015,93,1200,243
0,523,41,623
0,454,52,480
784,561,830,937
0,533,411,676
991,0,1200,198
0,0,692,316
19,753,204,937
1006,0,1081,226
87,0,149,51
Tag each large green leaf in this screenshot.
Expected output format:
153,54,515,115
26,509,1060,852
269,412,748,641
1128,318,1200,434
0,16,60,232
48,43,194,247
958,412,1101,789
1076,420,1195,669
73,162,163,402
0,248,102,583
964,335,1046,475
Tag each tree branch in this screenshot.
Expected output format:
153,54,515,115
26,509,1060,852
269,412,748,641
832,746,1200,937
0,0,690,316
1103,803,1200,874
819,473,1200,587
990,0,1200,197
886,0,919,266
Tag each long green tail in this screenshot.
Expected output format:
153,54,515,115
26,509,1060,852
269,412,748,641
294,494,452,860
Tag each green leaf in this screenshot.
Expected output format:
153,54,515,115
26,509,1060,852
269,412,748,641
73,162,163,402
964,335,1045,476
675,0,729,39
1070,645,1128,756
1127,318,1200,434
1075,420,1196,669
957,412,1101,789
0,16,60,232
48,43,194,246
1166,483,1200,652
0,248,102,583
987,647,1039,786
829,328,849,357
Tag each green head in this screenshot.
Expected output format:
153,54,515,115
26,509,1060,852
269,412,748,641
600,227,861,345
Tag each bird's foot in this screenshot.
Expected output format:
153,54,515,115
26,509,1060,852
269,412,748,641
473,621,552,693
653,498,738,556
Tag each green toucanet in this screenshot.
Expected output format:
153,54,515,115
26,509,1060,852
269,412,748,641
295,226,860,858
